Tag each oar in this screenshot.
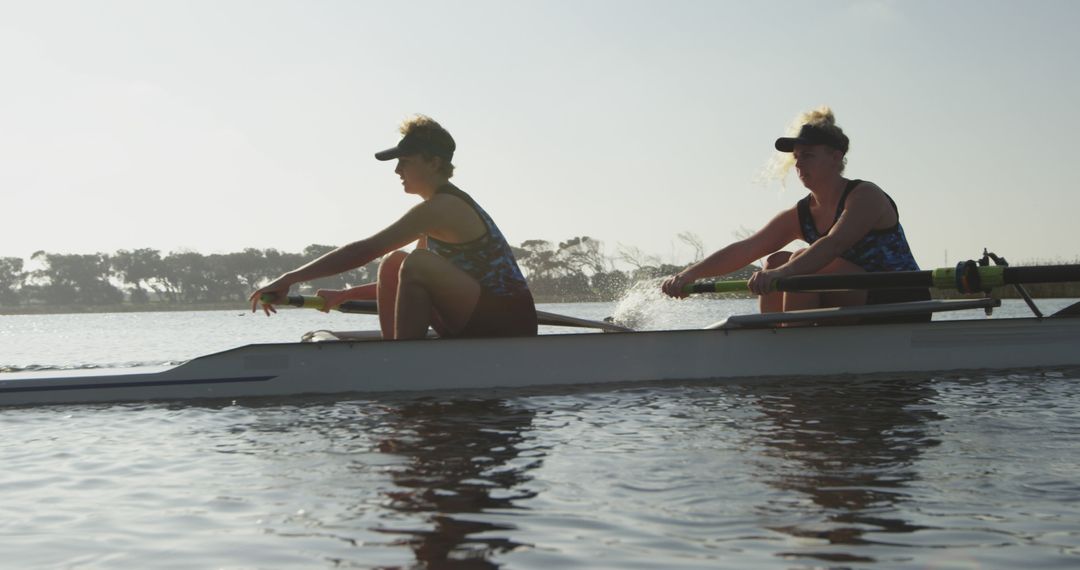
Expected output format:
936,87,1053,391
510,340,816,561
265,294,633,333
685,264,1080,295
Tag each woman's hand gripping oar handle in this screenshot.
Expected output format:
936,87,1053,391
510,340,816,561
261,294,377,313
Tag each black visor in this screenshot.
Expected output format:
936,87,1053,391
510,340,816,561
374,133,455,161
774,124,848,153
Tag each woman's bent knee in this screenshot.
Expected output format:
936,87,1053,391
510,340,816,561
378,250,408,280
397,250,441,284
382,250,407,264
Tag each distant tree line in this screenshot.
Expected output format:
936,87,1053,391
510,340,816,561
5,237,1072,314
0,245,378,310
0,235,756,311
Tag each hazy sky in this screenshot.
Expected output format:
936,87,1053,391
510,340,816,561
3,0,1078,271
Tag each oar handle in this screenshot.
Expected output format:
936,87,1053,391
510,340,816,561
261,294,323,310
683,280,750,295
262,294,378,314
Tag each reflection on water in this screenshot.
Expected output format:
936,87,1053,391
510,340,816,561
372,398,540,568
741,377,943,565
2,373,1079,568
231,396,544,568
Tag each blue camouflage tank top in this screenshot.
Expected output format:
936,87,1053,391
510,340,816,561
425,184,531,297
797,179,921,272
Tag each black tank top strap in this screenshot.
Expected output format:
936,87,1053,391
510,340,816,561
796,195,816,243
834,179,862,221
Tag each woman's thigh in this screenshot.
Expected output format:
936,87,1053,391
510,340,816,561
398,250,482,332
817,256,868,307
782,254,868,309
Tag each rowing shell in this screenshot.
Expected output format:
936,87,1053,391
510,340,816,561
3,299,1079,407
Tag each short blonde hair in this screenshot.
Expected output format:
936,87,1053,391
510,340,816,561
760,106,848,184
400,115,455,178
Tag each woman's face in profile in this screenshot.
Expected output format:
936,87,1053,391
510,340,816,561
793,144,842,187
394,154,442,196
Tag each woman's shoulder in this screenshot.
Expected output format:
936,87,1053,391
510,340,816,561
848,179,884,194
428,191,465,206
402,191,471,228
424,189,488,241
431,184,477,207
842,179,900,228
845,179,890,206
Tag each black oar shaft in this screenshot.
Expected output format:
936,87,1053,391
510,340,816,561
773,270,932,292
1003,265,1080,286
337,300,378,314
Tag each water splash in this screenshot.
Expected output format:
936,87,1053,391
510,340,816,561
611,279,719,330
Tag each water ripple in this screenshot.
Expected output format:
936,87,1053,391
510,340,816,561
1,368,1079,567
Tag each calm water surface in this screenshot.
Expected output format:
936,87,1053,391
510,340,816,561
1,298,1078,568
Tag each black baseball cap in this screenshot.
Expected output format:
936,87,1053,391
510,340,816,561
374,132,455,161
774,124,849,153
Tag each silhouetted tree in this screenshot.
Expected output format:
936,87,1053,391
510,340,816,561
0,257,23,306
162,251,211,303
615,244,661,273
676,231,705,262
517,240,560,281
112,248,165,304
558,236,607,276
29,251,123,305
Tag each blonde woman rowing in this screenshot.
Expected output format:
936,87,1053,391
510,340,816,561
662,107,928,321
251,116,537,339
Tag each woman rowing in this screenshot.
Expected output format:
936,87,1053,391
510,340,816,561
250,115,537,339
661,106,929,319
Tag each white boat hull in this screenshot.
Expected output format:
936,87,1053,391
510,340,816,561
2,315,1079,407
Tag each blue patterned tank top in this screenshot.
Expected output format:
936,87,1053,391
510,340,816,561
425,184,531,297
797,179,921,272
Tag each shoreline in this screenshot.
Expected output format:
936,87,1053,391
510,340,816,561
0,297,590,316
3,291,1075,317
0,302,250,316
